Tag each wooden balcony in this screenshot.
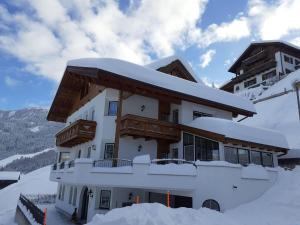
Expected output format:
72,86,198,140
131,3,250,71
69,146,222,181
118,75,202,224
120,114,180,142
56,119,97,147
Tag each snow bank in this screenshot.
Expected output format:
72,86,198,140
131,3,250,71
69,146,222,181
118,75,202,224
0,171,20,180
67,58,255,114
87,167,300,225
189,117,288,149
0,166,57,224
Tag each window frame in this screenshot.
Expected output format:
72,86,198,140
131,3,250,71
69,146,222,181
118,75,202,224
250,150,262,165
224,146,239,164
262,152,273,167
244,78,257,88
108,101,118,116
99,190,111,210
104,143,115,159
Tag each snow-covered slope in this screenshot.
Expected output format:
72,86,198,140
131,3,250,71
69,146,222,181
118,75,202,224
0,148,54,168
0,166,57,225
239,69,300,151
86,167,300,225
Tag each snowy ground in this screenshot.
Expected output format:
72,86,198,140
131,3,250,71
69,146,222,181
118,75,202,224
0,166,57,225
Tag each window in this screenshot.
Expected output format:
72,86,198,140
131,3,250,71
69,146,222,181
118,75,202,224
195,136,219,161
99,190,111,209
104,143,114,159
108,101,118,116
262,152,273,167
58,184,62,200
238,149,250,166
284,55,293,64
202,199,220,211
244,78,257,88
87,147,91,158
295,59,300,65
235,86,240,91
78,150,81,159
193,111,212,120
224,147,238,164
251,151,262,165
172,109,179,124
262,70,276,81
72,187,77,206
183,133,194,161
69,186,73,204
58,152,70,163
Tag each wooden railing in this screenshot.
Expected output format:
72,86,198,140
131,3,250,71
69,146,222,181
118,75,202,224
18,194,45,225
55,119,97,147
120,114,180,142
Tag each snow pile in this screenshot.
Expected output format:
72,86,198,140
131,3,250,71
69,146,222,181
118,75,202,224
0,171,20,180
0,166,57,225
240,69,300,150
87,167,300,225
236,85,269,101
68,58,255,114
189,117,288,149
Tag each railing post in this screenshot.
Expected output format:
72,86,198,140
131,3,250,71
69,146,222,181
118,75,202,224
166,191,170,208
43,208,47,225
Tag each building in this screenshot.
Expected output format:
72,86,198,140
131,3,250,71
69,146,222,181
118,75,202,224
0,171,20,189
48,56,289,223
221,41,300,93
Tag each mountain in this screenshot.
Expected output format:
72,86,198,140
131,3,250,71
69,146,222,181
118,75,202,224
0,108,63,160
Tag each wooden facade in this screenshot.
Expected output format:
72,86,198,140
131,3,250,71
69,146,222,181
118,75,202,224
56,119,97,147
221,41,300,92
119,114,181,143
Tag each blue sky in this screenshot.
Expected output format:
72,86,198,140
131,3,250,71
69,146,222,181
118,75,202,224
0,0,300,110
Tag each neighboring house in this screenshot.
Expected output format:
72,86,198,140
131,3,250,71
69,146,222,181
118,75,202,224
0,171,20,189
48,56,289,223
221,41,300,93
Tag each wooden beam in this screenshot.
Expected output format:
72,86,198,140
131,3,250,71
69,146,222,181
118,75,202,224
113,90,123,159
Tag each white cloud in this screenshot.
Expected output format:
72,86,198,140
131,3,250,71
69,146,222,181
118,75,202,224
4,76,21,87
248,0,300,40
290,37,300,47
199,49,216,68
201,76,221,88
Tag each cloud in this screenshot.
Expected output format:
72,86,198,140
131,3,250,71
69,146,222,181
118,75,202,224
248,0,300,40
0,0,259,82
201,76,221,88
199,49,216,68
4,76,21,87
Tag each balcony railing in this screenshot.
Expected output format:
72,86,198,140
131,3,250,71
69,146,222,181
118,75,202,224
68,160,75,168
56,119,97,147
93,159,133,168
120,114,180,142
151,158,195,165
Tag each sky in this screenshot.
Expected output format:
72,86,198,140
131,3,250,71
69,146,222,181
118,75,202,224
1,0,300,110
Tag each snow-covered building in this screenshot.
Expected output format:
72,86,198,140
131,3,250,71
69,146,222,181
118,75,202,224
221,41,300,93
0,171,20,189
47,56,289,223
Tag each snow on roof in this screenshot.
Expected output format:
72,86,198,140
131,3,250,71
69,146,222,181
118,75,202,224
146,55,204,84
68,58,256,114
188,117,289,149
0,171,20,180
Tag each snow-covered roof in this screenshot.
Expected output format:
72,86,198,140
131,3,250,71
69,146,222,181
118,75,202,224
188,117,289,150
67,58,256,115
146,55,204,84
0,171,20,180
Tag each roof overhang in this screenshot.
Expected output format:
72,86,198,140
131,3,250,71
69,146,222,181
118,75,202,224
48,65,256,122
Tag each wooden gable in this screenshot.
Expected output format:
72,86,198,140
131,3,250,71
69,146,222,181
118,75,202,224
156,59,197,83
